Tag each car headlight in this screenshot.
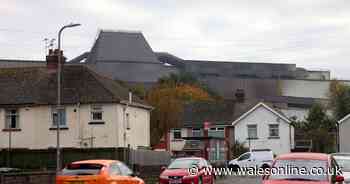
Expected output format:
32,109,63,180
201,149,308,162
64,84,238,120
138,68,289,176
160,175,169,179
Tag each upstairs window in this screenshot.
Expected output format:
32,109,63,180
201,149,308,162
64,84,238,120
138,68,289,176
5,109,19,129
269,124,279,138
91,105,103,121
208,127,225,138
52,107,66,127
192,128,202,137
247,124,257,139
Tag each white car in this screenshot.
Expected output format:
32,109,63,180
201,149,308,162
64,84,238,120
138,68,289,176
332,153,350,183
228,150,274,170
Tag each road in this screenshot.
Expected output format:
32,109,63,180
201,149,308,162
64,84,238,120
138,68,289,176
216,176,261,184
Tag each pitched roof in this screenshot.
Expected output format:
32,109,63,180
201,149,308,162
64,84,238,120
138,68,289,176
182,100,236,127
231,102,291,126
0,65,151,109
87,30,161,64
338,113,350,124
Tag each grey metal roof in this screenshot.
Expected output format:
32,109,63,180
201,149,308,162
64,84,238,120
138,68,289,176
87,30,161,63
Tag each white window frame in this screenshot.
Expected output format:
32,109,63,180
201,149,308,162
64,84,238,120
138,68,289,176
91,104,103,122
5,109,19,129
269,124,279,138
192,128,202,137
209,127,225,131
51,106,67,127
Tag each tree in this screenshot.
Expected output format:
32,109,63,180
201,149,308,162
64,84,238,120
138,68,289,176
293,103,337,153
231,141,249,158
159,72,222,100
146,83,213,145
329,80,350,120
146,83,214,146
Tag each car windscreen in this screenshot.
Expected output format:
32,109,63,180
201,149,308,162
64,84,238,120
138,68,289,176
168,159,200,169
61,163,104,176
268,159,328,181
334,156,350,172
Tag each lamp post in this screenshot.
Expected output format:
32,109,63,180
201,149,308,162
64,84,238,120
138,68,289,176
56,23,81,174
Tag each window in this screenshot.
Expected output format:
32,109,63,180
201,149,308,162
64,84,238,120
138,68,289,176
117,162,133,176
247,124,257,139
238,153,251,161
192,128,202,137
208,127,225,138
52,107,66,126
269,124,279,137
91,105,103,121
173,129,182,139
109,163,122,176
5,109,19,129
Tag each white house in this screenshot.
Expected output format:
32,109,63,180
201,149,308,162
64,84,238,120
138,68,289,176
232,102,295,155
0,57,152,149
338,114,350,152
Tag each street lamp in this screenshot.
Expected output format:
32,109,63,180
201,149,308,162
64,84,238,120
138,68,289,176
56,23,81,174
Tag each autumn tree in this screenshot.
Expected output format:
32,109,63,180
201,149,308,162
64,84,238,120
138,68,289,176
146,74,215,146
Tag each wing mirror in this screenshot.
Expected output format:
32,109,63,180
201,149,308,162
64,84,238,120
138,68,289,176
161,166,167,172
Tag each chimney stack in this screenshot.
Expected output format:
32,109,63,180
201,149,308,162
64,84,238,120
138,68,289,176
235,89,245,103
46,49,66,73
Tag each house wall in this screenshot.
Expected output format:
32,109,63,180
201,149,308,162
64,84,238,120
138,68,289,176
120,104,151,149
234,106,294,155
339,119,350,152
0,103,150,149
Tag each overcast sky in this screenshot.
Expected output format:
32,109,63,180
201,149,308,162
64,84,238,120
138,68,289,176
1,0,350,79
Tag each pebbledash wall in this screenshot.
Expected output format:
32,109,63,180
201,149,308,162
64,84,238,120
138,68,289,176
234,105,295,155
0,103,150,149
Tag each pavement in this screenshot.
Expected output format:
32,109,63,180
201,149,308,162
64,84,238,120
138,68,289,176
216,176,261,184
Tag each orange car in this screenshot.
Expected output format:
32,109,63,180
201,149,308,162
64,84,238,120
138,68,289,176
56,159,145,184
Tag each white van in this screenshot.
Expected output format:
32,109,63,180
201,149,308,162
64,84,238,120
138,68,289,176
228,149,274,170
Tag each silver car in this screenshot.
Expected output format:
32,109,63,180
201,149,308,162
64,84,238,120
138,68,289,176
332,153,350,183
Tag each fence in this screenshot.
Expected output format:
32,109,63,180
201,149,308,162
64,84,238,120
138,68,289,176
0,148,170,184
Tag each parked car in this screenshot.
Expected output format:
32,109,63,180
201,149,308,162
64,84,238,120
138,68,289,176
56,159,144,184
159,157,214,184
332,153,350,183
228,149,273,170
262,153,344,184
